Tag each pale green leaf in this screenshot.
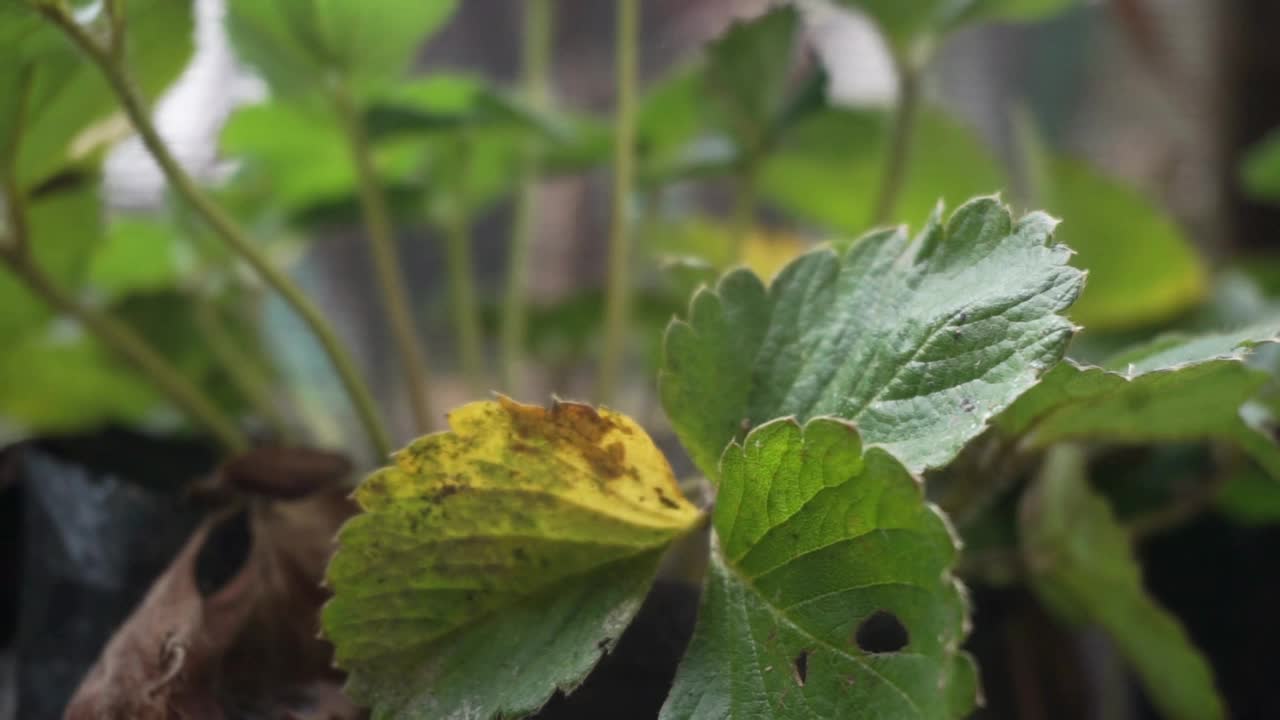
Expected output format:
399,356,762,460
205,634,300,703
88,215,185,297
1019,446,1226,720
662,417,976,720
759,107,1006,235
1047,157,1207,331
661,196,1083,478
323,397,702,720
1,0,194,189
0,330,159,433
1000,324,1280,477
225,0,458,97
0,185,101,339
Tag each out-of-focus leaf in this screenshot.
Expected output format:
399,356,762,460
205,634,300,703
1019,446,1226,720
0,331,159,432
1216,463,1280,526
834,0,1082,54
1047,157,1207,331
704,6,800,154
88,215,187,297
662,196,1082,478
220,100,423,211
759,107,1005,235
647,217,813,281
0,184,101,339
1241,128,1280,203
323,398,701,720
1001,324,1280,477
1,0,195,189
662,417,977,719
225,0,458,98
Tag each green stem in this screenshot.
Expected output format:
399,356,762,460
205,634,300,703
500,0,555,394
731,161,758,261
2,252,249,452
442,165,485,394
871,58,922,226
598,0,639,404
193,295,292,440
333,82,434,434
41,7,392,457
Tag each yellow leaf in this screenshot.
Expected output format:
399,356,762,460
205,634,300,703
324,396,701,665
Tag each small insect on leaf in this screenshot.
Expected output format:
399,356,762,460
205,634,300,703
324,396,703,720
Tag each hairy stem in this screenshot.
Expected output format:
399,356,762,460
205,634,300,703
500,0,555,394
871,58,921,226
598,0,639,404
41,6,392,457
333,82,434,433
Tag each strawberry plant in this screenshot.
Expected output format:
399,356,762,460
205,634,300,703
4,1,1280,718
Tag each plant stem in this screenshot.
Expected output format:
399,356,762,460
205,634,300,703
193,295,292,441
871,57,922,226
731,161,759,261
1,253,249,452
41,7,393,457
333,82,434,434
500,0,555,394
442,157,485,394
598,0,639,405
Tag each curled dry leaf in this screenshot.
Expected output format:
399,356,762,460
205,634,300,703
63,448,360,720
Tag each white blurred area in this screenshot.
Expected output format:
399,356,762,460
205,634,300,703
103,0,262,209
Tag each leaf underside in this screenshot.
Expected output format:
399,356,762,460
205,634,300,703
662,417,976,720
324,397,701,720
661,196,1084,478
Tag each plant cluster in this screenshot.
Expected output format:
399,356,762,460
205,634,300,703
5,1,1280,718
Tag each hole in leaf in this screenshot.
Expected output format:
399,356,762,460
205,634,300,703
792,650,810,687
854,610,909,653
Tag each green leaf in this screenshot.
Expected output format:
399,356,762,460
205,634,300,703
1241,128,1280,203
759,107,1006,235
704,6,800,153
323,397,702,720
834,0,1081,53
88,215,186,297
225,0,458,98
1019,446,1226,720
1,0,195,189
662,417,976,719
1012,110,1207,330
1000,324,1280,477
0,184,101,340
661,196,1083,478
0,330,158,435
220,99,422,210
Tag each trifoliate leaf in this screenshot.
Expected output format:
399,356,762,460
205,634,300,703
323,397,702,720
0,0,194,189
1000,324,1280,478
661,196,1084,478
225,0,458,98
834,0,1081,54
1019,446,1226,720
662,417,976,720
